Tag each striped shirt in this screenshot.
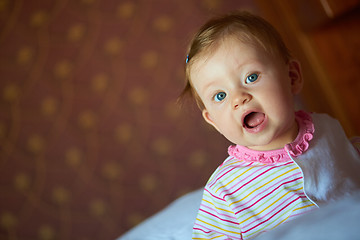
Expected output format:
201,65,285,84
193,157,317,240
193,111,360,239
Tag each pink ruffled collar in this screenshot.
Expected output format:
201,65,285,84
228,111,314,164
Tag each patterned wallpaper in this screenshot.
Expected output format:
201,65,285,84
0,0,257,239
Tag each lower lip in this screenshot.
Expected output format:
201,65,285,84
244,115,268,134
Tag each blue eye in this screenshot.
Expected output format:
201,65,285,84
214,92,226,102
246,73,258,84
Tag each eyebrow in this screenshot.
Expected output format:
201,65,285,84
198,77,224,100
200,60,252,91
201,79,218,93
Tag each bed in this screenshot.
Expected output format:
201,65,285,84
118,189,360,240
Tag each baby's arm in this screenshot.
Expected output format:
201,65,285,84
192,187,242,240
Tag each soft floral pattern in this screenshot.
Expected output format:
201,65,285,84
228,111,315,163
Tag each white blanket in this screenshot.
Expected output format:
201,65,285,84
118,189,203,240
118,189,360,240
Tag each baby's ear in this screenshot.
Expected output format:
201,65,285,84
202,109,220,132
288,60,303,94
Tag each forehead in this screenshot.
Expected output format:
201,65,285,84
190,37,267,79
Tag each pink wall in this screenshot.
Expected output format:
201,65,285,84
0,0,257,239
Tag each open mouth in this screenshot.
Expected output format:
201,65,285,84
243,112,266,129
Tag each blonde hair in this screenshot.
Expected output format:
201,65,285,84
181,11,291,109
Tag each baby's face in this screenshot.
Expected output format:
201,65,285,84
190,37,302,150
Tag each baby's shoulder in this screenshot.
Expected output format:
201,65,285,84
310,112,340,128
205,156,255,191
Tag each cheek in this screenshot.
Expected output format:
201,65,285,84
269,81,293,100
218,113,239,132
260,86,294,113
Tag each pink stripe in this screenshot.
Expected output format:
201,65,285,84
208,158,235,187
223,165,279,198
235,176,303,214
201,203,237,221
233,173,301,211
218,164,270,196
242,196,300,233
209,160,253,188
209,167,236,188
287,205,317,220
199,208,239,225
242,191,301,229
193,224,243,240
193,227,211,234
221,162,294,198
204,188,227,202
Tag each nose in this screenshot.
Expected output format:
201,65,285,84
232,90,252,109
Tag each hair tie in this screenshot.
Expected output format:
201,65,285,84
185,55,189,64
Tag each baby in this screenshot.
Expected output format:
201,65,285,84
181,11,360,239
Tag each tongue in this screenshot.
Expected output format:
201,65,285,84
245,112,265,128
